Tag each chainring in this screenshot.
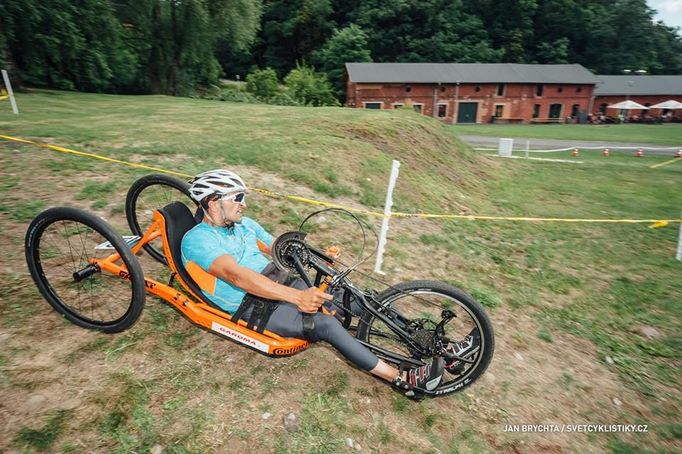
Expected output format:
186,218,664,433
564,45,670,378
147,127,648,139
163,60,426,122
271,231,312,272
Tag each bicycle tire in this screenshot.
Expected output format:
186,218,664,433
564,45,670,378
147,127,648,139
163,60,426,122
125,173,195,265
357,280,494,396
25,207,146,333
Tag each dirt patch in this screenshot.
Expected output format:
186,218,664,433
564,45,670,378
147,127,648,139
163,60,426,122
1,144,676,453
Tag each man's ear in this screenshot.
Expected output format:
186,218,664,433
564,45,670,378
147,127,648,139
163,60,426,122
203,196,217,211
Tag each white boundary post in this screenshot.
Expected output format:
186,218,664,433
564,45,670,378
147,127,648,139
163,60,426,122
498,138,513,157
374,160,401,274
525,139,530,159
676,211,682,261
1,70,19,114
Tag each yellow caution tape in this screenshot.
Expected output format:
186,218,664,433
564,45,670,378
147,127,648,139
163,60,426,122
2,134,681,225
649,221,669,229
650,157,682,169
0,134,192,178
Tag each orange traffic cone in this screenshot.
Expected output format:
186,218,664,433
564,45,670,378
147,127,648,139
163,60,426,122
572,148,579,157
603,148,609,157
635,148,643,157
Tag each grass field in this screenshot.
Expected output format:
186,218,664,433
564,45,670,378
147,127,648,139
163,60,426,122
449,123,682,145
1,90,681,453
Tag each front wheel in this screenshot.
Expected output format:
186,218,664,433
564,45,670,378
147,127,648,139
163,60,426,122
357,280,494,396
25,207,146,333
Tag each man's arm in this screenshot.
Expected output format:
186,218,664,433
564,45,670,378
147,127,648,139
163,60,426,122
208,254,330,313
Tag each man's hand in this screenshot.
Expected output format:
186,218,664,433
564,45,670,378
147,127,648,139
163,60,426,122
324,245,341,262
296,287,333,313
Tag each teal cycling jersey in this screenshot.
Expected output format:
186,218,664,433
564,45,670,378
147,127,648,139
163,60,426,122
181,217,274,313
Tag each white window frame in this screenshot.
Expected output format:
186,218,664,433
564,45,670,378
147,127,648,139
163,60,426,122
412,103,424,114
437,102,448,118
494,103,505,118
392,102,405,109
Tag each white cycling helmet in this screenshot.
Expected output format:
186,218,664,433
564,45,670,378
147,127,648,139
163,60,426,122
188,169,246,204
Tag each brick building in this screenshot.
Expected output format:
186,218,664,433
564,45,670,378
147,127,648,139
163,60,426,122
345,63,599,124
593,75,682,120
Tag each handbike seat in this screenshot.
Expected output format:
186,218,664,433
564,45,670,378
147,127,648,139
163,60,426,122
157,201,224,311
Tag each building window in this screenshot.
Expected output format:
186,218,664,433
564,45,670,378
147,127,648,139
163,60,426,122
405,85,412,93
494,104,504,117
413,103,423,113
599,103,607,114
558,87,563,93
437,104,447,118
532,104,540,118
496,83,505,96
475,85,481,92
392,103,404,109
549,103,562,118
571,104,580,117
363,102,382,109
536,84,544,96
576,87,582,93
440,86,446,92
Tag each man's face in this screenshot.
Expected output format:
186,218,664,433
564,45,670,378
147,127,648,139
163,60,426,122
209,191,246,224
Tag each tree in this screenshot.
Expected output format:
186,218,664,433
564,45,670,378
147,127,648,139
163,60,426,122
465,0,537,62
252,0,335,76
284,64,338,106
314,24,371,100
355,0,501,63
0,0,136,92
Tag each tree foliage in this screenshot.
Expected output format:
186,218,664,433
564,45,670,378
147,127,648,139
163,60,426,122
0,0,262,94
314,24,371,99
354,0,501,63
1,0,680,96
252,0,335,77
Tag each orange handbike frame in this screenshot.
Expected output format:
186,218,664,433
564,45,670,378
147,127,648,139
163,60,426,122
93,210,311,356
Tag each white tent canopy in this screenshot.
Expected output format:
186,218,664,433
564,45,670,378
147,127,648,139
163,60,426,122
648,99,682,109
607,100,649,110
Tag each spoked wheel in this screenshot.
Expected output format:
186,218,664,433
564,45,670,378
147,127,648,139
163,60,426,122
25,207,145,333
357,280,494,396
125,173,196,265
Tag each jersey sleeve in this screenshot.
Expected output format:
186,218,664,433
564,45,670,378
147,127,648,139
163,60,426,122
181,227,229,272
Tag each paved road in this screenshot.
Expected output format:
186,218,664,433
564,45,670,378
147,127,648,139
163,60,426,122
459,134,681,156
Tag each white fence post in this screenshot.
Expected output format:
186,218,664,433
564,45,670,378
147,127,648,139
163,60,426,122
498,138,513,157
676,211,682,261
374,160,401,274
1,69,19,114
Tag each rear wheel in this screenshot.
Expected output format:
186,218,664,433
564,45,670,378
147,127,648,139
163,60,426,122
357,280,494,396
25,207,146,333
125,173,196,265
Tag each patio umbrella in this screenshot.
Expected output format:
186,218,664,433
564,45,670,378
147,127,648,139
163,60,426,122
648,100,682,109
607,100,649,110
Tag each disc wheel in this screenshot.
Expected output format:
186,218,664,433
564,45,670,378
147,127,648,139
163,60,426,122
25,207,145,333
357,280,494,396
125,173,196,265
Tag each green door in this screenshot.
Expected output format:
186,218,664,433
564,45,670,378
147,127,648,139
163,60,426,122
457,102,478,123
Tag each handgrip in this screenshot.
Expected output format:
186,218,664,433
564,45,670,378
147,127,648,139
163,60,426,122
318,280,335,316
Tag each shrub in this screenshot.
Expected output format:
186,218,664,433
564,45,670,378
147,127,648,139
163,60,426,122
284,64,339,107
245,68,280,100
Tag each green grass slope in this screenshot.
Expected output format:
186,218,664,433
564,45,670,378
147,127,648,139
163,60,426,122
0,90,680,453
